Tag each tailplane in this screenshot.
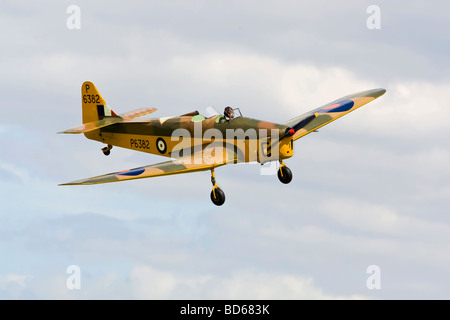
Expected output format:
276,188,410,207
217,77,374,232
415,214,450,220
58,81,157,134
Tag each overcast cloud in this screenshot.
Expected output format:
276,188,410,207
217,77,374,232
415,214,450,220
0,0,449,299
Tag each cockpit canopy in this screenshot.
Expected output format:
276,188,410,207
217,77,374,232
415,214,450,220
224,107,242,119
182,107,242,123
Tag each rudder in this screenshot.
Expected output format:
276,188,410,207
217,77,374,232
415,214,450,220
82,81,118,124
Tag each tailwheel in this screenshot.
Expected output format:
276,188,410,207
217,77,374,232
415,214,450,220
102,144,113,156
278,162,292,184
210,168,225,206
210,186,225,206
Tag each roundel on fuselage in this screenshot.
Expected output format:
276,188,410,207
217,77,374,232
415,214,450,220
156,137,167,154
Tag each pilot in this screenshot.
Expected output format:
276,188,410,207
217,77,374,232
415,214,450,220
224,106,234,120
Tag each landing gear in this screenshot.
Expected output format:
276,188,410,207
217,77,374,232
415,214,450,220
277,162,292,184
210,168,225,206
102,144,113,156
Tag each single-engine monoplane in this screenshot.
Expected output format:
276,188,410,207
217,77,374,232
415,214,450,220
59,81,385,205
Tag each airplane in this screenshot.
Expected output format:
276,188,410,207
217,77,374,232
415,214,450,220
59,81,386,206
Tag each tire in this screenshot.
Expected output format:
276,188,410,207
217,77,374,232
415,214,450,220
210,187,226,206
277,166,292,184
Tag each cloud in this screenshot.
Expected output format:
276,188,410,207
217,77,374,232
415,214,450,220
320,197,450,239
0,274,33,299
348,81,450,141
130,264,367,299
0,274,31,288
0,162,30,184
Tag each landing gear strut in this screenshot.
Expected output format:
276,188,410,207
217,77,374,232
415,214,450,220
277,161,292,184
102,144,113,156
210,168,225,206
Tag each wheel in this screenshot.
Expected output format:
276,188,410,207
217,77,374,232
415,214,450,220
210,187,226,206
277,166,292,184
102,145,112,156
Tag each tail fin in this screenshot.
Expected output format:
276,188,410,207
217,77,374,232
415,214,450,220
82,81,119,124
58,82,158,134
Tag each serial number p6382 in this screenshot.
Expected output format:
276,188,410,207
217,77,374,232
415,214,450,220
130,139,150,149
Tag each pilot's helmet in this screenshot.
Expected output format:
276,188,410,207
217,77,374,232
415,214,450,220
224,106,234,119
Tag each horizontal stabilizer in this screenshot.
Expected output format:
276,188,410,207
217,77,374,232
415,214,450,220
58,117,123,134
58,108,157,134
119,107,157,120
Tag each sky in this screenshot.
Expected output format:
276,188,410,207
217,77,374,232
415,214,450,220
0,0,450,299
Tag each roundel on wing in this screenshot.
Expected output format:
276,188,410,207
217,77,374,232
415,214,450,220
117,167,145,176
156,137,167,154
319,99,354,113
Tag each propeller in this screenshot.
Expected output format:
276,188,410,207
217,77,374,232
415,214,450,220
271,113,318,148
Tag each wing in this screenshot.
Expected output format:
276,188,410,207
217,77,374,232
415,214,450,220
58,108,157,134
59,145,235,185
284,88,386,141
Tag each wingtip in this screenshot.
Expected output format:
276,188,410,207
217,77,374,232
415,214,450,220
377,88,387,95
362,88,386,99
58,180,88,186
57,130,82,134
58,180,86,186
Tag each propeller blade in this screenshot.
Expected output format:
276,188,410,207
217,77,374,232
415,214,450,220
267,113,317,152
291,114,317,132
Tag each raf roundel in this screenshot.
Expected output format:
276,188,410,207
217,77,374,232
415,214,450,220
318,99,355,113
156,137,167,154
117,168,145,176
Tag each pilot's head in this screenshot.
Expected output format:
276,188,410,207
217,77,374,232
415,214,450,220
224,106,234,119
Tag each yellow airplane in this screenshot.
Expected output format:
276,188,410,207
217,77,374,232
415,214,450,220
59,81,386,205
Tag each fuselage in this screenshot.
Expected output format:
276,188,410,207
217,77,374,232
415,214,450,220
85,113,294,163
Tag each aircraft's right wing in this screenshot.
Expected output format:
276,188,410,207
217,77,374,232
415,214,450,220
59,145,235,186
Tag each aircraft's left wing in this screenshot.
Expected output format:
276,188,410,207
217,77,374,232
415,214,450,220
59,146,235,185
284,88,386,141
